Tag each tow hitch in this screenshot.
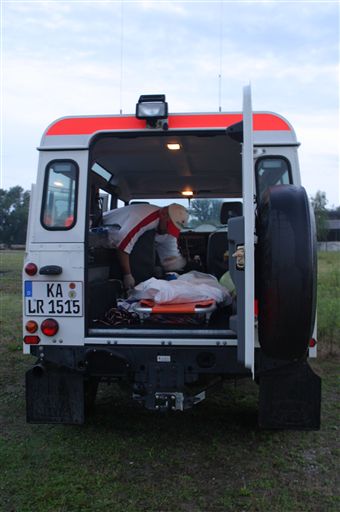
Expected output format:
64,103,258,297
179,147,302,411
155,392,184,411
133,359,207,411
133,389,206,411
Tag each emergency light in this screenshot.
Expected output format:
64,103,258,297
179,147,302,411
136,94,168,127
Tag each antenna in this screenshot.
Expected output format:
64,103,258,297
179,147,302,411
218,0,223,112
119,0,125,115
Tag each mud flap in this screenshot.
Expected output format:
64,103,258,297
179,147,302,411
26,366,85,424
258,361,321,430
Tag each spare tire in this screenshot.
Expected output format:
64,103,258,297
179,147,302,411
256,185,317,360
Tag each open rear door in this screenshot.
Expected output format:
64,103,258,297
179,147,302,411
228,85,255,374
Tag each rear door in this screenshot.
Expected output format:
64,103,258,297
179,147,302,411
228,85,255,373
23,150,88,350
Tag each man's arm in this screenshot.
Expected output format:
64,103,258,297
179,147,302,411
117,249,131,275
117,249,135,291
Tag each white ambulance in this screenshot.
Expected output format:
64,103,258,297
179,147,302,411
23,87,321,428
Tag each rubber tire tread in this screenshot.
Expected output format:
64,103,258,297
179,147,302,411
256,185,317,360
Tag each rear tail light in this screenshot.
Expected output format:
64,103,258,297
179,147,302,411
41,318,59,337
309,338,317,348
25,263,38,276
25,320,38,333
24,335,40,345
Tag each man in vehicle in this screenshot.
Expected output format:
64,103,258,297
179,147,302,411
103,203,189,291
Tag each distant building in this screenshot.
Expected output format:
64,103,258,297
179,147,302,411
326,219,340,241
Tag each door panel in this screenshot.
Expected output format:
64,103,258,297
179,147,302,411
229,86,255,373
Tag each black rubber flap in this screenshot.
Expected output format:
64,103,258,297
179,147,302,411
258,361,321,430
26,366,84,424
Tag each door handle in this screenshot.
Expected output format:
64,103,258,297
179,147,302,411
39,265,62,275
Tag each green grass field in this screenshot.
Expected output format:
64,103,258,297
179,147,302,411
0,251,339,512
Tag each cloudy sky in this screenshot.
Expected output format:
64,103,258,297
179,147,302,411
1,0,339,206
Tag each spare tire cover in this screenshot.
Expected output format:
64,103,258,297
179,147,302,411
256,185,317,360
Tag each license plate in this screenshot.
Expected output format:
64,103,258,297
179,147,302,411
24,281,83,317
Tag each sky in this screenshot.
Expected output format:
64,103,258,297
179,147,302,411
1,0,339,207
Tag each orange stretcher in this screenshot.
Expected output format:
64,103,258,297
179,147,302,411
135,299,217,323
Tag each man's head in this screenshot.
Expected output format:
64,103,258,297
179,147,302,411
158,203,189,237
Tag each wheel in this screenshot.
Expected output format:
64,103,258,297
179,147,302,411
256,185,317,360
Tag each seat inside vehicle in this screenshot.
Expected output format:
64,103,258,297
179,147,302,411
206,201,243,279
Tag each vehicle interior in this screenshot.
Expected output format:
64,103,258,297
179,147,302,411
86,130,244,337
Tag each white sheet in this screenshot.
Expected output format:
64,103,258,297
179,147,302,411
129,271,232,305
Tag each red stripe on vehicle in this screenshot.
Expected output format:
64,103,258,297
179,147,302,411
47,117,146,135
118,210,161,252
46,113,291,136
168,114,243,129
169,113,290,130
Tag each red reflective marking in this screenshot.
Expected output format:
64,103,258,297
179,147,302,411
169,114,243,129
24,335,40,345
46,113,290,136
47,117,146,135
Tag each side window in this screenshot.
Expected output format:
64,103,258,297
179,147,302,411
41,160,78,230
255,157,291,200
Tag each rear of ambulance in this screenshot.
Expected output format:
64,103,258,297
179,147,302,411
23,93,321,428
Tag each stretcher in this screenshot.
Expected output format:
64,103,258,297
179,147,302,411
135,299,217,324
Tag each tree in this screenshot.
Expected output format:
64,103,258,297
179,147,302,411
310,190,328,241
0,187,30,245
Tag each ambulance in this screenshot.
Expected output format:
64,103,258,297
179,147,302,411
23,87,321,428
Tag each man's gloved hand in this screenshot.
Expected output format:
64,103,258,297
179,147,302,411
123,273,135,292
162,255,186,272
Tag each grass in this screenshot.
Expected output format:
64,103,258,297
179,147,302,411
317,252,340,355
0,250,339,512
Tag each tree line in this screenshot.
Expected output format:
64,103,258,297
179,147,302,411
0,186,339,245
0,187,30,245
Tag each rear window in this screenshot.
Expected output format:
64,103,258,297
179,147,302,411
41,160,78,230
132,198,226,231
255,157,291,200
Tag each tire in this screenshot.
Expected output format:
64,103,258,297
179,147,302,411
256,185,317,360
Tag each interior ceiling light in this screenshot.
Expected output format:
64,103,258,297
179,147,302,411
181,190,194,197
167,143,181,151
